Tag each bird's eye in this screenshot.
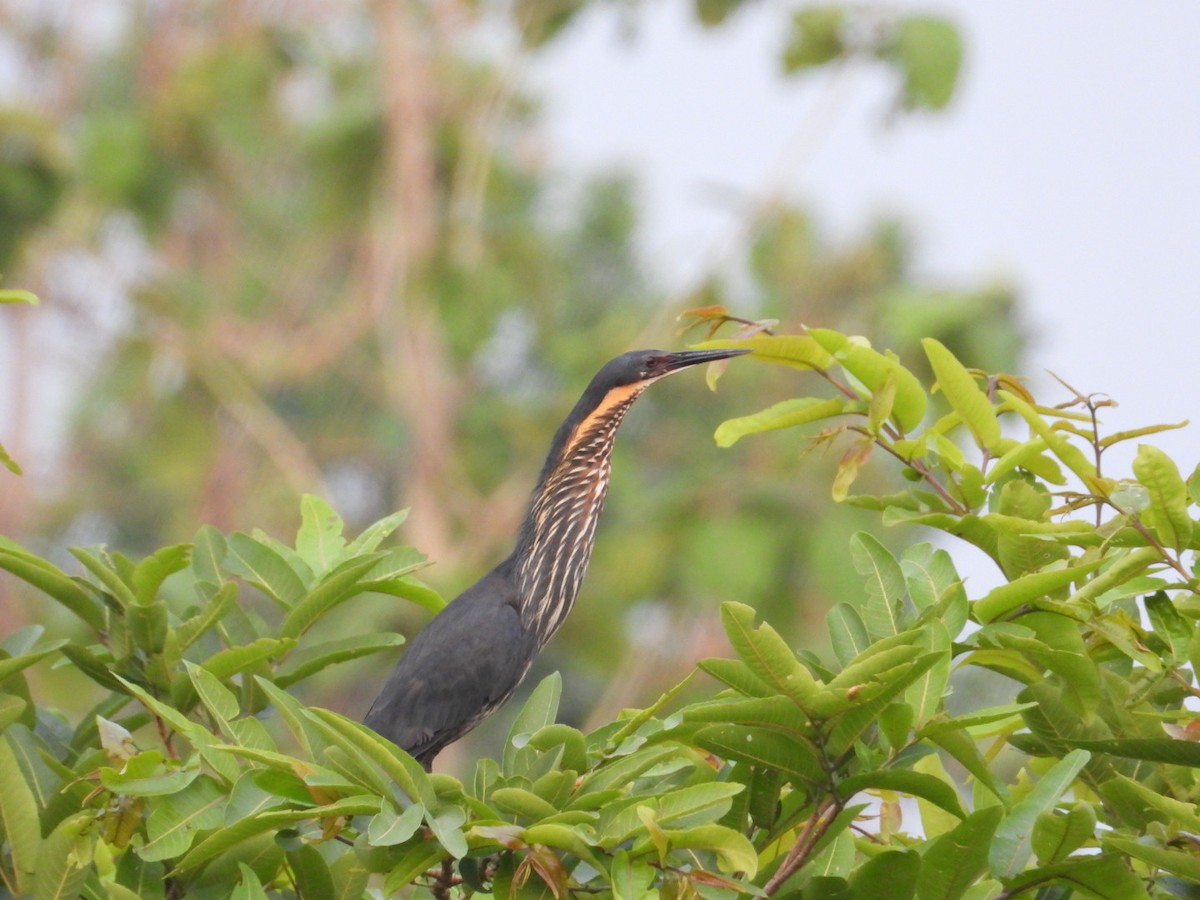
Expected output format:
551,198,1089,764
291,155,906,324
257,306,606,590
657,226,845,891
645,356,664,370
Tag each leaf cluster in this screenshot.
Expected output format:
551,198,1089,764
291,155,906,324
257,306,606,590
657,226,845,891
5,322,1200,897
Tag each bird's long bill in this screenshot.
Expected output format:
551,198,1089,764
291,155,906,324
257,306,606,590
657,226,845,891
659,347,752,372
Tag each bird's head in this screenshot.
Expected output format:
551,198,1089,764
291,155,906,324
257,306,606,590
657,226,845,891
547,347,752,462
591,347,752,391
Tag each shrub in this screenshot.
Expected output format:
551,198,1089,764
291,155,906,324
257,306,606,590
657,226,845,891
2,321,1198,898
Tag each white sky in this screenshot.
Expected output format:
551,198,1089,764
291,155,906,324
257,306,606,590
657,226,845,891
531,2,1200,476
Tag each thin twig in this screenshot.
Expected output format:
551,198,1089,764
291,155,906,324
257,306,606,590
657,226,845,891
762,799,843,896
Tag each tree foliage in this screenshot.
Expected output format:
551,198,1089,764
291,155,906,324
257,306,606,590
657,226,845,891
0,1,1005,761
3,322,1200,897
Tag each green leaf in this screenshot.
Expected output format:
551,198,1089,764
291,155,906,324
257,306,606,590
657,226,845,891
916,806,1002,900
924,727,1007,803
974,560,1101,623
683,694,810,735
1032,802,1096,865
203,637,294,680
850,532,906,638
0,732,39,892
832,435,874,502
296,495,348,575
837,769,965,819
1144,591,1191,663
601,783,746,845
225,533,308,607
362,571,444,615
693,725,823,785
867,370,898,435
347,507,410,555
427,805,468,859
69,546,137,608
1056,737,1200,766
0,640,67,686
303,708,433,808
192,525,228,587
493,786,559,821
0,693,26,732
906,622,951,726
1064,546,1160,608
827,653,942,756
0,441,22,475
186,660,239,724
367,800,425,846
114,855,166,900
984,437,1067,486
1003,853,1150,900
922,338,1000,450
287,844,336,900
0,547,104,630
719,602,820,710
610,848,656,900
659,823,757,876
525,822,605,869
0,288,38,304
141,776,225,861
714,396,846,447
381,844,445,896
504,673,562,777
997,391,1098,483
989,749,1090,879
131,544,190,604
694,334,834,371
1132,443,1193,550
576,744,679,795
1104,836,1200,884
527,723,588,773
849,850,919,900
826,603,869,667
902,543,965,619
782,7,845,72
174,797,380,874
32,811,92,900
275,632,405,688
808,329,927,431
890,16,962,110
697,657,773,697
100,749,200,797
279,554,385,639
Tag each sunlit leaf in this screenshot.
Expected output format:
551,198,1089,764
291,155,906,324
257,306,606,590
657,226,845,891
1032,802,1096,865
837,769,964,819
849,532,906,638
296,494,348,576
0,733,39,893
889,16,962,110
915,806,1001,900
719,602,820,710
989,749,1090,879
1132,443,1192,550
714,396,847,447
922,338,1000,450
808,329,927,431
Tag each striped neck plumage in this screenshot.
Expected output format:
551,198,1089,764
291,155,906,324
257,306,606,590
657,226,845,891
511,381,651,646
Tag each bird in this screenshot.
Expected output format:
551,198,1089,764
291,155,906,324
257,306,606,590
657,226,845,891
363,347,749,769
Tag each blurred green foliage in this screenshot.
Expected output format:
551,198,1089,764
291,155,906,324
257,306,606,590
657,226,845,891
0,1,1013,765
2,331,1199,898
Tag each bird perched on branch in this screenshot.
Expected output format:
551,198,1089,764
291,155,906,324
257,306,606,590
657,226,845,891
363,347,748,768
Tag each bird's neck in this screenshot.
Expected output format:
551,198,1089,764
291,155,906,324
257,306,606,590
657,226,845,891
509,382,651,645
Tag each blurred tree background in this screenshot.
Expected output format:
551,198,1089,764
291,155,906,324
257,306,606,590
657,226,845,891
0,0,1019,773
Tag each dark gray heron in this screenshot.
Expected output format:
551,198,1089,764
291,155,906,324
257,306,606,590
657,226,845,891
363,348,748,768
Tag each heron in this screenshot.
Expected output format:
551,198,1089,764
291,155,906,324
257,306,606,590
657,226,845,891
363,347,748,768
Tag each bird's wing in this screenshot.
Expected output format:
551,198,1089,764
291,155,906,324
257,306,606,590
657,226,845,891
363,569,533,764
